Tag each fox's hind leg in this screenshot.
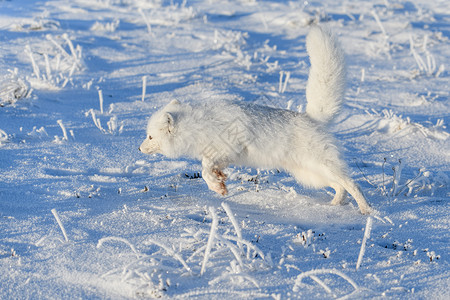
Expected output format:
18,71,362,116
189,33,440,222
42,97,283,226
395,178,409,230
337,178,372,215
202,159,228,196
330,183,348,206
289,163,371,214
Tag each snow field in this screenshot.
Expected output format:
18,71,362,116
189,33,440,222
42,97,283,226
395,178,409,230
0,0,449,299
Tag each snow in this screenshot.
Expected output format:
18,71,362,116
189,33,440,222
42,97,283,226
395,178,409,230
0,0,449,299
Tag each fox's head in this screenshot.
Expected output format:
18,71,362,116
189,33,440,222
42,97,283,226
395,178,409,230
139,100,180,157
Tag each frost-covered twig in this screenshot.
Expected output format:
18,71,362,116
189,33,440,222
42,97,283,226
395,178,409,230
86,108,106,133
409,34,439,76
51,208,69,242
354,159,378,188
143,238,192,274
62,33,78,62
187,231,265,263
0,69,30,105
395,169,424,196
97,236,140,259
98,89,104,114
278,71,283,93
56,120,69,141
46,34,71,59
0,129,8,146
356,217,373,270
382,158,387,196
293,268,359,294
379,156,447,197
218,234,265,260
282,72,290,94
86,108,123,135
410,35,426,71
26,35,83,90
370,10,391,58
141,75,147,102
309,275,333,296
26,45,41,79
138,8,152,35
391,159,403,196
370,10,387,36
435,64,445,78
106,115,124,135
201,206,218,275
221,202,243,249
257,7,268,31
44,54,52,81
278,71,290,94
214,234,244,269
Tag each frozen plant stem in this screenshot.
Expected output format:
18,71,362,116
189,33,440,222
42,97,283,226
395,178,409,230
221,202,243,249
46,34,71,60
87,109,105,132
138,8,152,35
258,8,268,30
201,206,218,276
282,72,290,94
57,120,69,141
410,35,426,71
62,33,77,61
44,54,52,81
141,76,147,102
144,238,192,273
370,10,387,37
354,159,377,188
51,209,69,242
382,158,387,196
97,237,139,259
309,275,333,296
279,71,283,93
435,64,445,78
422,34,428,52
356,217,373,270
278,71,290,93
278,71,284,94
391,159,403,196
68,61,77,78
26,45,41,80
98,89,104,114
293,269,359,294
395,169,423,196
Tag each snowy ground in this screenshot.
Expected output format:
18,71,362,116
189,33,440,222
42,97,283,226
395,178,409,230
0,0,449,298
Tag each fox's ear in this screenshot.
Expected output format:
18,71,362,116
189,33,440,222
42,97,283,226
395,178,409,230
169,99,180,106
165,112,175,134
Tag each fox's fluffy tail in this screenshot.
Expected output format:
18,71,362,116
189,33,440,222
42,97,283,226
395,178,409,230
305,25,346,124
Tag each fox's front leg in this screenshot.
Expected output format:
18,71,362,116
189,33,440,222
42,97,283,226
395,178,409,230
201,159,228,196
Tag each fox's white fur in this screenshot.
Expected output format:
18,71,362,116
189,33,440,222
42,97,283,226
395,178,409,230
140,25,372,214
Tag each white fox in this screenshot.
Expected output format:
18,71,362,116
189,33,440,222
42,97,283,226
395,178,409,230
140,25,372,214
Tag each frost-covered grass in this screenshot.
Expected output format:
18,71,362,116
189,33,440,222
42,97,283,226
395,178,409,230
0,0,448,299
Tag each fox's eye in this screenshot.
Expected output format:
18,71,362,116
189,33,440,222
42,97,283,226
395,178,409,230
148,135,153,140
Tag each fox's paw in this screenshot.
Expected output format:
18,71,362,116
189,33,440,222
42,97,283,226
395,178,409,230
360,205,374,215
212,168,227,181
203,167,228,196
210,181,228,196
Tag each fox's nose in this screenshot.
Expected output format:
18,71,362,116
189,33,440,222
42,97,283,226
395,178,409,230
138,147,141,152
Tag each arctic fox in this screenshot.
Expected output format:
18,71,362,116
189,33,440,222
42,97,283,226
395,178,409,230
140,25,372,214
